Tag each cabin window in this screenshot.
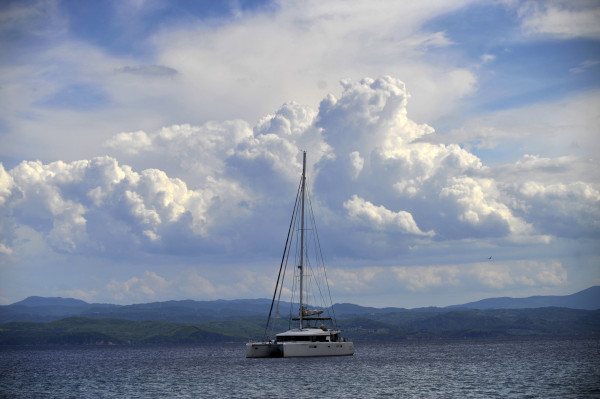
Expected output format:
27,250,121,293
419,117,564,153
278,336,312,342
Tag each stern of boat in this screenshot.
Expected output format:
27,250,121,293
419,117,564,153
246,342,283,358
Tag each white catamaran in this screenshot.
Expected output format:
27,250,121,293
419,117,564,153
246,152,354,358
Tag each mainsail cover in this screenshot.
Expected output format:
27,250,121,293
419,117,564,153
301,306,324,317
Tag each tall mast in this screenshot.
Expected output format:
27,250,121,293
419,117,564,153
299,151,306,329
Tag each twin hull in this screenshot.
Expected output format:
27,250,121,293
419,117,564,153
246,341,355,358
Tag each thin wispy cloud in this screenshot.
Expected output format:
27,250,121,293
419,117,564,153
115,65,178,77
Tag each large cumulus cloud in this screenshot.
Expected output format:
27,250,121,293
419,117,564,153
1,157,250,255
311,77,546,252
1,76,598,268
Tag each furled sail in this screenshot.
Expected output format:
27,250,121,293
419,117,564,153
301,306,324,317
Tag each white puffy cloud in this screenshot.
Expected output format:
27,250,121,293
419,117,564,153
514,180,600,238
105,130,153,156
0,164,14,207
440,176,533,236
313,76,519,243
234,101,331,182
0,164,15,256
3,75,597,262
2,156,252,254
6,160,90,252
344,195,434,237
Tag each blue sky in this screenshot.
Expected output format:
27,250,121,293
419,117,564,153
0,0,599,307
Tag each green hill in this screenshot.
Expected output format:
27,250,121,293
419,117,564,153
0,317,243,345
0,307,597,345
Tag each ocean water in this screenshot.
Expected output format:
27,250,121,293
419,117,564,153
1,338,598,398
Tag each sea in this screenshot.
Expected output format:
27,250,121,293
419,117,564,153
1,338,598,398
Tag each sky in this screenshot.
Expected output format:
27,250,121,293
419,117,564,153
0,0,599,308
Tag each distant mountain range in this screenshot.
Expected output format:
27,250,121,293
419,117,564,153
1,286,598,324
1,287,598,344
0,297,275,323
448,286,600,310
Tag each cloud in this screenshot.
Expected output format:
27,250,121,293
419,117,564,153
0,242,12,256
1,0,484,167
344,195,434,237
348,151,364,180
107,271,172,302
569,60,600,74
481,53,496,64
328,267,383,292
440,176,533,236
391,265,461,291
178,269,218,298
57,288,99,303
391,260,567,292
115,65,178,77
514,179,600,238
105,130,153,155
518,1,600,40
1,74,598,310
0,0,66,42
313,77,529,243
4,76,598,264
3,156,252,255
0,163,14,207
102,267,279,303
145,1,477,123
469,260,567,289
423,89,600,162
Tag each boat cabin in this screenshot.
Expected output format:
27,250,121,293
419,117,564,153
275,328,340,343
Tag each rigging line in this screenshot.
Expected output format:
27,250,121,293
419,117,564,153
298,180,326,317
302,237,322,312
272,197,298,338
306,192,328,317
287,193,302,330
263,175,302,341
273,226,293,338
303,182,322,307
306,180,338,328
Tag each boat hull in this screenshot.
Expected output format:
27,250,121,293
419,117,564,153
282,341,354,357
246,342,283,358
246,341,354,358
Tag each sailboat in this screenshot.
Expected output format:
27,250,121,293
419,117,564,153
246,152,355,358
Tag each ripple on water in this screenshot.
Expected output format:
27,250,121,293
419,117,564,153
0,338,598,398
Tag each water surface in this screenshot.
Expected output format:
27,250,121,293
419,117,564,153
1,338,598,398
